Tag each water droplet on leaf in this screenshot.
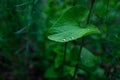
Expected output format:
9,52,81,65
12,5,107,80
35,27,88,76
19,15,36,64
71,37,74,39
63,39,66,41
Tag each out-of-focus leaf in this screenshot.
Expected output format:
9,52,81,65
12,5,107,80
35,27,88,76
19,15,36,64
44,67,58,78
93,67,105,77
64,66,75,76
77,69,87,76
81,48,98,67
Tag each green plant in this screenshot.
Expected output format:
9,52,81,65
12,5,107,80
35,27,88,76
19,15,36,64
47,0,100,80
0,0,120,79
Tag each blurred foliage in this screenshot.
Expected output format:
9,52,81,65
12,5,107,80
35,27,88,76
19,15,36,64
0,0,120,80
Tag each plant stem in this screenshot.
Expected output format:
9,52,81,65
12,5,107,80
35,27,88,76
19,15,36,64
72,38,84,80
87,0,95,24
73,0,76,6
63,42,67,65
105,0,110,36
72,0,96,80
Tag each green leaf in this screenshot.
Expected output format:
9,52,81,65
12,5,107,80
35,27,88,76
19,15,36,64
93,68,105,77
81,48,98,67
48,6,100,42
64,66,75,76
44,67,58,79
77,69,87,76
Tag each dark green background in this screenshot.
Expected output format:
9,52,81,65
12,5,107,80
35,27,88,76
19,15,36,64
0,0,120,80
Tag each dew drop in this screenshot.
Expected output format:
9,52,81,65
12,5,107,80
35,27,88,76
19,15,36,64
63,39,66,41
71,37,74,39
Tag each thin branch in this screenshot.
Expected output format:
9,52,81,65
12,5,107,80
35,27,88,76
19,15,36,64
72,0,96,80
87,0,95,24
105,0,110,36
105,0,110,23
63,42,67,66
73,0,76,6
72,38,84,80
